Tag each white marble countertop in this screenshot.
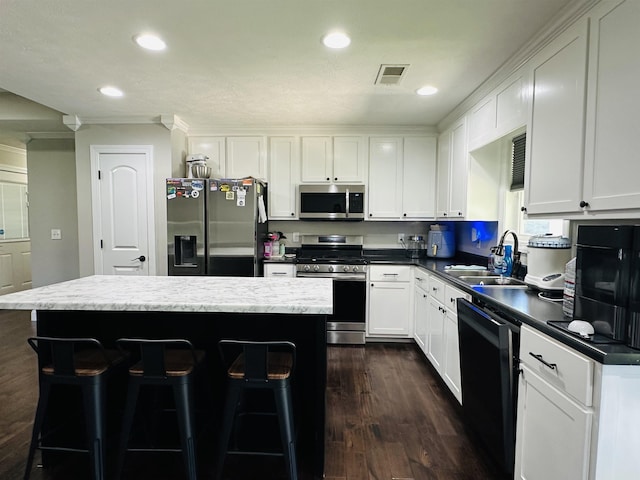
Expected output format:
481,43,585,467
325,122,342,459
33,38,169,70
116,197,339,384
0,275,333,315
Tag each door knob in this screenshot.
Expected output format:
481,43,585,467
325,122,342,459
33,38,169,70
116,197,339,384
132,255,146,262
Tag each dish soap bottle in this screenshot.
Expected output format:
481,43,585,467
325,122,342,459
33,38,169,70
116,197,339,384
503,245,513,276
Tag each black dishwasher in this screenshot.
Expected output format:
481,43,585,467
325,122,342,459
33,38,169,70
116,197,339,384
457,297,520,477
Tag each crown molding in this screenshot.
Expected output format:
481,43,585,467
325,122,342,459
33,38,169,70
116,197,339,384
160,114,189,132
62,114,82,132
187,124,437,137
0,144,26,155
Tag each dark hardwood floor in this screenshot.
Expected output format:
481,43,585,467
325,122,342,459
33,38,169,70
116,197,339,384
0,309,504,480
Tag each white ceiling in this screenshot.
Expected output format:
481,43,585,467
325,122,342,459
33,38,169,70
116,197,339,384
0,0,579,140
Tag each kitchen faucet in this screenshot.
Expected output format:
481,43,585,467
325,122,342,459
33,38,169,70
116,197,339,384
496,230,522,278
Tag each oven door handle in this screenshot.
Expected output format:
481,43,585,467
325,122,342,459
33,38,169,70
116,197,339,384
296,273,366,281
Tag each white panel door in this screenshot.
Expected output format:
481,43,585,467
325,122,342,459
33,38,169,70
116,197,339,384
94,150,152,275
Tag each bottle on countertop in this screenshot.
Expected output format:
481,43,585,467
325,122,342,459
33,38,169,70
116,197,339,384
503,245,513,276
563,257,576,318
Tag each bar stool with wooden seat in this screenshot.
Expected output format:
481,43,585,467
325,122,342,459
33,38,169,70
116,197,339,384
24,336,128,480
115,338,205,480
216,340,298,480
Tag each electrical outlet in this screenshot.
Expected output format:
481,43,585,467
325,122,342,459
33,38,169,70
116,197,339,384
398,233,405,244
292,232,300,242
51,229,62,240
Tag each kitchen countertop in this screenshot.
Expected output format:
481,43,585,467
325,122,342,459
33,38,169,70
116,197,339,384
365,250,640,365
0,275,333,315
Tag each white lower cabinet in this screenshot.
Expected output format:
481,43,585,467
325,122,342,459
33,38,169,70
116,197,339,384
413,270,429,352
411,267,465,404
367,265,412,337
515,325,594,480
427,294,446,372
442,284,468,404
263,263,296,277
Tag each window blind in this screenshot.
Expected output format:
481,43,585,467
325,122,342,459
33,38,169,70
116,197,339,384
511,133,526,191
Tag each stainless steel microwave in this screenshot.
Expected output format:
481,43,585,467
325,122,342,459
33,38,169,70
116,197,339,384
299,184,365,220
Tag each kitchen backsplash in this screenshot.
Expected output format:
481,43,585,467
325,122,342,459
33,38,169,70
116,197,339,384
269,220,499,257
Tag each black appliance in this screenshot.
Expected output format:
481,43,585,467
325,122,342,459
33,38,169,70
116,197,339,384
299,184,365,220
457,297,520,476
295,235,367,344
628,227,640,349
574,225,633,342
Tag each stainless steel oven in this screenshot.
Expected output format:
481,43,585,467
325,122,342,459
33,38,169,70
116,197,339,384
295,235,366,344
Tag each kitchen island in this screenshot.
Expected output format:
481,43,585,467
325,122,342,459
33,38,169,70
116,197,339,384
0,275,332,479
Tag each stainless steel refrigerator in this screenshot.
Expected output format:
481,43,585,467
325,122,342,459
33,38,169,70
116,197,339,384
167,177,268,276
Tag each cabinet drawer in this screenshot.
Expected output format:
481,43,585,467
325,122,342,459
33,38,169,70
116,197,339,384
369,265,411,282
444,284,470,313
428,275,445,304
263,263,296,277
413,267,430,289
520,325,594,406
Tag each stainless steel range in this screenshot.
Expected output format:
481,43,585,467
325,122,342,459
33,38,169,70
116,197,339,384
296,235,367,345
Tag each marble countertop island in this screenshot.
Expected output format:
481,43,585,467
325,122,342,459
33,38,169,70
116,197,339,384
0,275,333,315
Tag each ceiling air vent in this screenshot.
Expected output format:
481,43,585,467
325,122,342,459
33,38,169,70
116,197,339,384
375,64,409,85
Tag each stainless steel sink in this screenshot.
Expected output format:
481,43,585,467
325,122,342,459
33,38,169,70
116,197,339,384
444,269,495,278
458,275,528,287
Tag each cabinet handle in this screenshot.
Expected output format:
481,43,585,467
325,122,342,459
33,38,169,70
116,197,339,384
443,212,448,216
457,211,462,216
383,273,398,277
415,277,423,282
271,272,288,276
371,283,374,287
334,177,338,181
432,287,438,292
520,206,527,213
291,212,295,216
579,200,590,208
450,297,455,303
369,213,373,217
326,177,330,181
423,294,427,298
403,213,407,217
528,352,557,370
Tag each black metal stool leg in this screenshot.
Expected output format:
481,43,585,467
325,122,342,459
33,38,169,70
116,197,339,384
274,383,298,480
83,380,106,480
115,380,141,479
173,381,197,480
24,379,51,480
216,381,242,480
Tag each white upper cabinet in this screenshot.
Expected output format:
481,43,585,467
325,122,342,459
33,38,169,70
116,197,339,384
268,137,299,219
437,117,468,219
467,68,529,151
300,136,365,183
402,137,437,219
368,137,403,219
333,136,367,183
582,0,640,212
187,136,225,178
226,136,267,179
368,136,437,220
524,18,589,215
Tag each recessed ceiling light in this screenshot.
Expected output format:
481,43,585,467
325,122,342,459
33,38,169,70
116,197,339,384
416,85,438,96
322,32,351,49
134,33,166,51
99,86,124,97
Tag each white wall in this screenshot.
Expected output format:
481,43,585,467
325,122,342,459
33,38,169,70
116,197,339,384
26,138,79,287
74,124,173,277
